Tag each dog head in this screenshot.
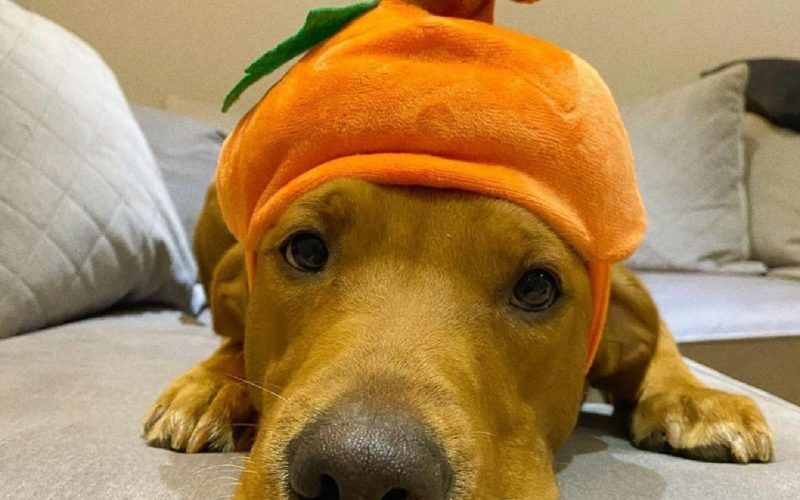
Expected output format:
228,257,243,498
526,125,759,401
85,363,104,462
234,178,593,499
216,1,645,497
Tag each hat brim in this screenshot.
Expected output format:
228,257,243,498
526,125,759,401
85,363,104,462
237,152,610,369
244,152,591,258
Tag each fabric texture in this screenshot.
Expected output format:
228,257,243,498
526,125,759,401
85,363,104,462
0,0,197,338
622,64,764,274
638,272,800,343
743,113,800,268
704,58,800,132
1,310,799,499
132,105,225,238
215,0,646,368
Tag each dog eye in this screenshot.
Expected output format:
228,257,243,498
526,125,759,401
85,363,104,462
511,269,561,312
282,232,328,272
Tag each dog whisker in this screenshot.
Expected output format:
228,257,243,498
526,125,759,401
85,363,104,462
192,477,236,500
256,379,286,391
207,475,243,482
192,455,250,500
210,482,239,500
215,487,239,500
194,463,245,474
224,373,288,403
215,367,286,392
206,475,243,498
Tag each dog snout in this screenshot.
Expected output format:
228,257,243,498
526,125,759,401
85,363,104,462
287,403,452,500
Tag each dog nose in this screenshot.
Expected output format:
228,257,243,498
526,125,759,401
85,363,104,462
287,403,452,500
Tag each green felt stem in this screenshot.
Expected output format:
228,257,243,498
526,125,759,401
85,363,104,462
222,0,380,112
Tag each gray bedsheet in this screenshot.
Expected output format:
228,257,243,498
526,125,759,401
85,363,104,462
0,310,798,499
639,272,800,343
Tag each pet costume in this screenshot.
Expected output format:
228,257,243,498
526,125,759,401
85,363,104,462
215,0,646,369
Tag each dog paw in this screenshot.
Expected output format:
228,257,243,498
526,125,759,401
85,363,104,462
630,386,774,463
143,365,256,453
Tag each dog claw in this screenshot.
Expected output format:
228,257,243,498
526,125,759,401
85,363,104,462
144,405,165,431
170,416,192,451
187,412,233,453
758,433,772,462
730,435,747,463
186,426,210,454
666,421,681,447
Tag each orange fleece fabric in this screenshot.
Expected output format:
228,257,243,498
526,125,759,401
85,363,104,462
216,0,646,368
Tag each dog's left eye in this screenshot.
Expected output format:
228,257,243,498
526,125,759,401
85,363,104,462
511,268,561,312
282,232,328,272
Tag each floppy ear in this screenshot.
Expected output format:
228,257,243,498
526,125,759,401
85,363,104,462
587,265,661,401
402,0,538,22
194,184,248,340
194,184,238,291
208,244,249,341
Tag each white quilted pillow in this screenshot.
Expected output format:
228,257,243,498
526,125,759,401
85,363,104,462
0,0,198,338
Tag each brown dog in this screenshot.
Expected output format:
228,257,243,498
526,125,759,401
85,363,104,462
144,179,773,499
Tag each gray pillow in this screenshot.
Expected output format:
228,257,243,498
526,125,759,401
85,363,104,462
704,58,800,132
132,105,224,238
743,112,800,269
622,64,765,274
0,0,198,338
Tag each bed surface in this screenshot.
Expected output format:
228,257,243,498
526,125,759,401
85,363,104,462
638,272,800,343
0,310,798,499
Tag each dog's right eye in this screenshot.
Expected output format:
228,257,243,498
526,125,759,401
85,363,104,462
282,232,328,272
511,268,561,312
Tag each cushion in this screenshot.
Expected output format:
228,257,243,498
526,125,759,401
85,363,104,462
132,105,225,238
638,272,800,343
743,113,800,268
622,64,765,274
0,0,197,338
704,58,800,132
0,310,798,498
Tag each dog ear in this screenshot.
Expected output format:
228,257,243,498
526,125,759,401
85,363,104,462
401,0,538,22
194,184,239,291
194,184,249,340
588,265,660,401
209,244,249,341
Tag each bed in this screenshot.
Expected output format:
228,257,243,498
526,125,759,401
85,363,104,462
1,309,799,499
1,101,799,498
640,272,800,404
2,2,799,497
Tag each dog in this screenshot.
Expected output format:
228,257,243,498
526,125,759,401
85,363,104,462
144,180,773,499
144,1,774,498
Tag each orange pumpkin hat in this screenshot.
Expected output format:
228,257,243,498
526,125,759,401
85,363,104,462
216,0,646,369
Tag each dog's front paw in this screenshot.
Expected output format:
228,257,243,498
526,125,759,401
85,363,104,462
630,385,774,463
143,365,256,453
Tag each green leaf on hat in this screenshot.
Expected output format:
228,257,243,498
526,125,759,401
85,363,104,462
222,0,381,112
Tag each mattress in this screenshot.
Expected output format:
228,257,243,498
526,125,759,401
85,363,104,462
638,272,800,343
0,310,798,499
